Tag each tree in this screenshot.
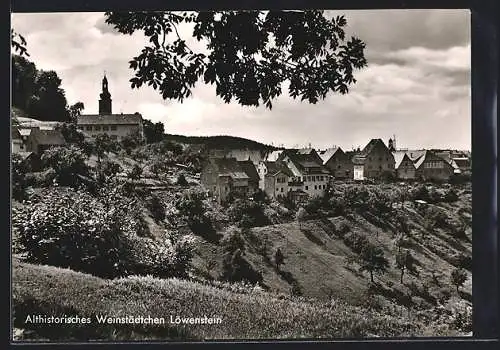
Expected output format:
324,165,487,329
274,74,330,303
12,153,28,201
11,55,37,110
56,123,85,144
121,131,143,154
358,243,389,283
450,268,467,293
26,70,70,122
11,29,29,57
94,133,117,163
395,249,417,284
67,102,85,124
41,146,90,187
143,119,165,143
104,11,367,109
128,164,143,181
296,207,307,229
274,248,284,271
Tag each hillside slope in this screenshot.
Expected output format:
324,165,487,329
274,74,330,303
191,198,472,313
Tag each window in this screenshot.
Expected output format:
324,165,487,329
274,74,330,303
314,185,317,190
338,165,341,169
77,125,83,130
280,188,284,193
103,126,109,131
110,125,117,131
94,126,101,131
305,186,308,190
86,126,92,131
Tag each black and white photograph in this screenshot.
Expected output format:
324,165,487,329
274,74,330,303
11,9,472,341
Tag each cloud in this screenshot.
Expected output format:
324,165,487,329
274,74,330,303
11,10,471,150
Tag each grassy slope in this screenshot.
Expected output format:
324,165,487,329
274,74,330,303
192,199,472,309
13,258,440,342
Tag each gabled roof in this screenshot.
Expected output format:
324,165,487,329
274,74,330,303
284,152,329,174
393,152,415,169
264,150,283,162
318,147,341,165
210,157,249,180
406,150,426,162
29,129,66,145
296,148,316,155
78,113,143,125
264,161,294,177
18,127,38,137
413,150,428,169
361,139,389,155
17,151,37,160
238,160,260,182
12,127,22,139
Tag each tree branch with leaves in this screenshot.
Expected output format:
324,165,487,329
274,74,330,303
104,10,367,110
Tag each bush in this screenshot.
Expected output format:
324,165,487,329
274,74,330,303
147,194,166,223
127,164,143,181
444,188,459,202
450,268,468,293
12,188,192,279
336,222,351,237
228,199,269,228
328,197,347,216
41,145,89,188
12,153,28,201
176,188,216,240
176,173,188,186
25,168,57,188
343,232,369,254
160,140,184,156
220,228,263,285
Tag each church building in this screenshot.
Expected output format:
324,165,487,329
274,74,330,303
77,74,144,140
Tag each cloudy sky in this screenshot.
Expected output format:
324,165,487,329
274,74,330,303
11,10,471,151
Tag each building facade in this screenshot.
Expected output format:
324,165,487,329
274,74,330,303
319,147,353,179
413,150,454,181
201,157,260,204
393,151,416,180
77,75,144,140
281,150,332,198
351,139,395,180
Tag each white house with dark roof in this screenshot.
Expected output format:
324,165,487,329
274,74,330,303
392,151,416,179
77,75,144,140
280,150,332,198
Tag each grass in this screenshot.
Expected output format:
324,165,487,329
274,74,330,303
12,259,438,342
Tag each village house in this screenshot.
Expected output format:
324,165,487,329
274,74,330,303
257,161,294,199
351,139,395,180
11,127,24,153
279,150,332,198
434,150,471,175
410,150,454,181
319,147,353,179
392,151,416,180
77,75,144,140
25,128,66,155
201,157,260,204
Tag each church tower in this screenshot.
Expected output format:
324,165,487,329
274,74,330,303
98,73,112,115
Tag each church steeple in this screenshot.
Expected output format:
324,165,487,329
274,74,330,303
99,73,112,115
